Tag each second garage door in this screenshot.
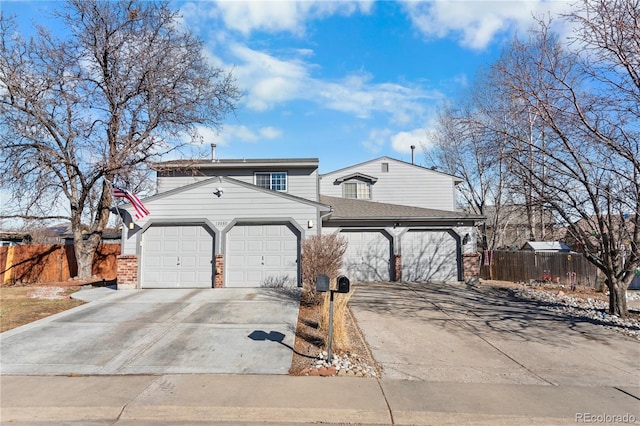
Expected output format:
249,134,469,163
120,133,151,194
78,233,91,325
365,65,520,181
341,231,392,282
226,224,299,287
402,230,459,282
141,225,214,288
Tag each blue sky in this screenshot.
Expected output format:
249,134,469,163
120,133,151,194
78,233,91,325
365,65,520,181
2,0,574,173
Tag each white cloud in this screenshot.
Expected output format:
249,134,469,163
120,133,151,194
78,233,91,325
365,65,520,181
259,126,282,139
391,129,428,154
215,124,283,145
361,128,393,153
226,44,442,124
230,44,310,111
402,0,573,50
212,1,373,36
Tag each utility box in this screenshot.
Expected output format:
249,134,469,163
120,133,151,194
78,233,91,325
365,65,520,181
316,274,330,293
337,275,350,293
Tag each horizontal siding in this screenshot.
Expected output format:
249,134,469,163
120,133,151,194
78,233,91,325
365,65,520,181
157,167,318,200
320,158,456,211
122,179,318,255
158,176,207,192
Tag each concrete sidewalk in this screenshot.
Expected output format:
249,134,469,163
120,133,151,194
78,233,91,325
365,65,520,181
1,375,638,425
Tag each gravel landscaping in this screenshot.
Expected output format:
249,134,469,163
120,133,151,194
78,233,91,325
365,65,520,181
480,280,640,340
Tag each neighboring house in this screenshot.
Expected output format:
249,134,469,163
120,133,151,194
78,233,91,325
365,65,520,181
521,241,571,253
0,232,31,246
116,156,483,289
482,204,558,250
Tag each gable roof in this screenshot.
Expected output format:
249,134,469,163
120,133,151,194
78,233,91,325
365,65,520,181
333,172,378,184
320,156,463,183
117,176,330,212
320,195,483,222
522,241,570,251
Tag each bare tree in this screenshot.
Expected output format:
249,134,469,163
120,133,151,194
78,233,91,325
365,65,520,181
493,5,639,317
0,0,240,278
426,70,538,251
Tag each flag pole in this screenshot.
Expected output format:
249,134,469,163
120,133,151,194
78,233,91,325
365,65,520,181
107,179,124,229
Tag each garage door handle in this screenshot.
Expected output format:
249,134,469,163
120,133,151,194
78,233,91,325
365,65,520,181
177,256,180,266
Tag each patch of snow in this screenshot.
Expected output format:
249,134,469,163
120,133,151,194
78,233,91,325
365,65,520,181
29,287,67,300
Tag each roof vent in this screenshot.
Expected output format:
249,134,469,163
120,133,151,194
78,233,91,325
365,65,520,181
211,143,217,161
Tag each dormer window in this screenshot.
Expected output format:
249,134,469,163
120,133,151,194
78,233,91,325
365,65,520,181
334,172,377,200
343,181,371,199
255,172,287,191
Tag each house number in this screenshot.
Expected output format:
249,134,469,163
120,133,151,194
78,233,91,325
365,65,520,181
215,221,228,227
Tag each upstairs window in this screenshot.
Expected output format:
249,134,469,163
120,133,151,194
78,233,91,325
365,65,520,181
343,181,371,199
255,172,287,191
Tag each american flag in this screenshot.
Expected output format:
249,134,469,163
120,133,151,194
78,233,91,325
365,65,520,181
111,184,150,220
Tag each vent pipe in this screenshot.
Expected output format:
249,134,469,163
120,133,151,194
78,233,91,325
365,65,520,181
410,145,416,164
211,143,217,161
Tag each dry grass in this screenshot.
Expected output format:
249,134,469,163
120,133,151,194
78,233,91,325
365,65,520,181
289,292,377,375
319,288,354,352
0,286,84,332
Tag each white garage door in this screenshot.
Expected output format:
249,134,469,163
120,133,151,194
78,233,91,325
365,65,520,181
141,225,214,288
402,230,458,282
341,231,392,282
226,224,299,287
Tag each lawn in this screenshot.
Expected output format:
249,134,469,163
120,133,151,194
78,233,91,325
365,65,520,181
0,286,84,332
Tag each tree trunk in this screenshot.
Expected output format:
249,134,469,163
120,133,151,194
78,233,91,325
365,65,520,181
74,238,99,280
607,277,629,318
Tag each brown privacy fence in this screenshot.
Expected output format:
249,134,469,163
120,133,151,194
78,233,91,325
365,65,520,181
480,250,601,288
0,244,120,285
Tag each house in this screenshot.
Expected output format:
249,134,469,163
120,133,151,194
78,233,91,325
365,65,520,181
482,204,558,250
116,156,483,289
0,232,31,246
521,241,571,253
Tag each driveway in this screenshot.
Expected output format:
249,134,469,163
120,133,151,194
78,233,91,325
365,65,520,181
0,287,300,375
350,281,640,387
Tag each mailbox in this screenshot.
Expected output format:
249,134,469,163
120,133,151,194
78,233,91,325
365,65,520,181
337,275,350,293
316,274,330,293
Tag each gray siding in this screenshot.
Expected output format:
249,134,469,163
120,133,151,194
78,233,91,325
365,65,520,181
157,167,318,201
121,178,320,255
320,158,457,211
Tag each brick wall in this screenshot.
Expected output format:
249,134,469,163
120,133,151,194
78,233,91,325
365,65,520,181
394,254,402,282
117,255,138,290
463,253,480,284
214,254,224,288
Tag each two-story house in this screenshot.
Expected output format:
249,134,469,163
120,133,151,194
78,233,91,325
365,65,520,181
116,156,482,289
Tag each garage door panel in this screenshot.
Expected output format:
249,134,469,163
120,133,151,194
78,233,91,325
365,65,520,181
342,231,392,282
402,231,458,282
142,225,214,288
226,224,299,288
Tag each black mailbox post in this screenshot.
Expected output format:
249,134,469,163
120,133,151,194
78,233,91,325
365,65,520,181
314,274,350,364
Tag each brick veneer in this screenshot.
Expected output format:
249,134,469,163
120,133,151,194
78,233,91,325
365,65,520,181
117,255,138,290
393,254,402,282
214,254,224,288
463,253,480,284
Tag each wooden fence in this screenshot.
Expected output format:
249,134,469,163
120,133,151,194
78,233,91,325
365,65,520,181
0,244,120,285
480,250,601,289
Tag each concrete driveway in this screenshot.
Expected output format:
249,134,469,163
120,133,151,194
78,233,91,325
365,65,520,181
0,287,300,375
350,281,640,387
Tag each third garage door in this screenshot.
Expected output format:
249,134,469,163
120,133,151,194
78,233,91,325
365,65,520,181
341,231,392,282
226,224,299,287
402,230,459,282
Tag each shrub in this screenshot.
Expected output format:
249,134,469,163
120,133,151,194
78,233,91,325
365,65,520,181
300,234,347,305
